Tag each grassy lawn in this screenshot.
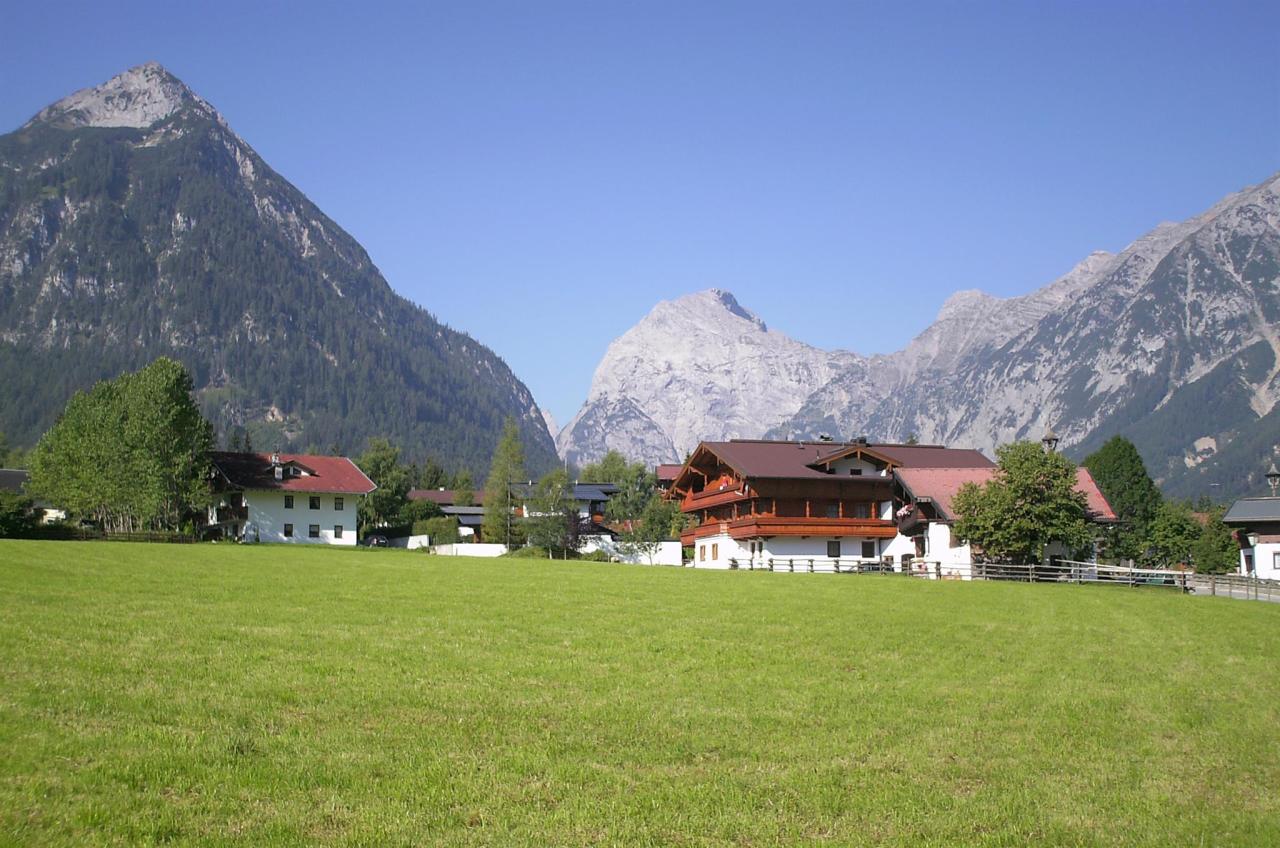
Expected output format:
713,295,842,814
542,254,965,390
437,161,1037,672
1,541,1277,846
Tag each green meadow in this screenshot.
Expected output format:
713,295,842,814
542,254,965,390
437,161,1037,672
1,541,1277,846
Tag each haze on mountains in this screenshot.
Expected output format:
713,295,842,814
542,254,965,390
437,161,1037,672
0,63,558,477
559,172,1280,499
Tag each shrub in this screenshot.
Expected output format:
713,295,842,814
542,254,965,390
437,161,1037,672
414,515,459,544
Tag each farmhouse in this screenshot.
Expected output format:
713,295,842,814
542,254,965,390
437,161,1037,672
207,452,376,545
895,465,1117,578
670,438,993,569
671,438,1117,575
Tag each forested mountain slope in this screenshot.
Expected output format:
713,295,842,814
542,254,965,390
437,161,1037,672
0,63,557,475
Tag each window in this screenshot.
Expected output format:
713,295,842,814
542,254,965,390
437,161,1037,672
308,524,320,538
309,496,320,510
711,543,718,560
825,503,840,519
334,525,343,539
849,468,863,476
699,545,706,562
284,495,294,509
853,502,871,519
827,540,841,558
334,497,344,511
283,523,293,538
862,540,877,559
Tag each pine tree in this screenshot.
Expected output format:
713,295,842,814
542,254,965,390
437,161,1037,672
483,418,526,547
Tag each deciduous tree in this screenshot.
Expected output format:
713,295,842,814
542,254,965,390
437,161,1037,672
357,438,411,531
952,441,1091,563
28,357,213,533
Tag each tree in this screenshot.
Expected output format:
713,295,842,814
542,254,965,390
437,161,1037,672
0,492,36,538
525,468,579,557
416,515,460,544
580,450,629,485
399,497,443,527
28,357,213,533
619,495,682,564
452,470,475,507
1145,500,1200,567
604,463,657,525
1191,506,1239,574
0,431,10,466
1083,436,1163,561
483,418,526,547
952,441,1091,563
412,456,448,491
357,438,411,531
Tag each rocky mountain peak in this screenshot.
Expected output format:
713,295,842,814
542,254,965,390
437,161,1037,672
23,62,210,130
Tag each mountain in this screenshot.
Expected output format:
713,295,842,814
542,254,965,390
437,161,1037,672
0,63,557,476
555,289,863,466
563,173,1280,497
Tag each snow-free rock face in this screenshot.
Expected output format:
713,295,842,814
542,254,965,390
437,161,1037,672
0,64,558,475
23,62,212,130
556,289,865,467
564,173,1280,497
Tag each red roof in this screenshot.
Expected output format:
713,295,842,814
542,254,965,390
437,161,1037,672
656,464,683,482
211,452,376,495
894,466,1118,523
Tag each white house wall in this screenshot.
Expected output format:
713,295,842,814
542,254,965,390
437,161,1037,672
1243,542,1280,579
244,490,357,546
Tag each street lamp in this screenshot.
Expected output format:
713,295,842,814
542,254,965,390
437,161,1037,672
1041,426,1059,454
1267,462,1280,497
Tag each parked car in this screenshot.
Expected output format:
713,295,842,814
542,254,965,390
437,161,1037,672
362,534,388,548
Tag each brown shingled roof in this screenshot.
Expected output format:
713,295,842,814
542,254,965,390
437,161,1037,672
688,439,994,482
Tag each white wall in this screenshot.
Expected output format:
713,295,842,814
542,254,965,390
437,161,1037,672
1242,542,1280,579
244,490,357,546
388,534,432,550
691,532,895,570
582,536,683,566
826,457,889,477
432,543,508,557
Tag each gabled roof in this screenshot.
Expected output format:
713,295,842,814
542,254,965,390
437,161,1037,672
676,439,994,487
656,464,684,483
211,452,376,495
1223,498,1280,524
894,466,1118,523
0,468,29,495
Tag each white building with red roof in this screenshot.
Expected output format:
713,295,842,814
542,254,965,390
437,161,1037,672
893,465,1117,578
207,452,376,545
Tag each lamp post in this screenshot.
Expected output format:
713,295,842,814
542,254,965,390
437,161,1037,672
1267,462,1280,497
1041,426,1059,454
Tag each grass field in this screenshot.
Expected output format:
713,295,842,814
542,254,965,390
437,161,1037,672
1,541,1278,846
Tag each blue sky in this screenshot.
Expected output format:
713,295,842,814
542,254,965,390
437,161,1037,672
2,1,1277,426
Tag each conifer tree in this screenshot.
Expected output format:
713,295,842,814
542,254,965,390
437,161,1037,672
483,418,526,547
1083,436,1163,561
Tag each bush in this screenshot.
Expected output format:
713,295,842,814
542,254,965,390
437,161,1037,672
501,546,548,559
414,515,459,544
578,550,612,562
0,492,37,538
